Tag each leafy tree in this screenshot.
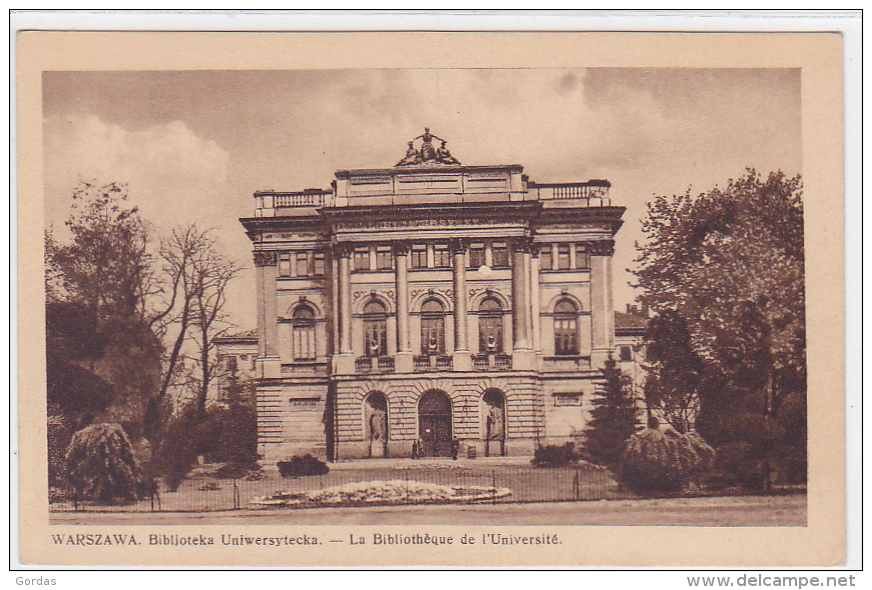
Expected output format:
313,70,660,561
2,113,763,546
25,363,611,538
45,182,163,427
582,358,640,468
633,169,806,485
642,310,704,433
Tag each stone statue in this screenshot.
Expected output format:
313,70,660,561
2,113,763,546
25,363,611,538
415,127,443,162
487,405,504,440
436,141,461,165
369,408,386,441
395,141,420,167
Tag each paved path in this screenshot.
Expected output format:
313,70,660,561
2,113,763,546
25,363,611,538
51,494,806,527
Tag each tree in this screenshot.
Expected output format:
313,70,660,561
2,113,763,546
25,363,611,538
642,310,704,433
633,169,806,484
582,358,641,468
45,181,163,441
63,423,140,504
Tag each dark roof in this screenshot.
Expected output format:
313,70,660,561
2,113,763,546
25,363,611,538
214,329,257,344
614,311,648,334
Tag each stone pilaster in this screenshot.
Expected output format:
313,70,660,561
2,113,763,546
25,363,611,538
393,241,413,373
512,238,535,370
253,250,281,378
334,243,355,374
589,239,616,368
530,249,541,354
450,238,471,370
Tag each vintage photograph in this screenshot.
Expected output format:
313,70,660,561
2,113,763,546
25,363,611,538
43,67,807,524
17,30,847,567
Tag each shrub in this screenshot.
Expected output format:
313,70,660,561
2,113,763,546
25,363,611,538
214,461,262,480
63,423,139,504
619,428,715,493
277,454,329,477
710,442,768,490
531,442,579,468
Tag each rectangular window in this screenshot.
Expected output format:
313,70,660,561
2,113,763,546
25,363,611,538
539,246,552,270
225,355,238,373
295,252,309,276
557,244,571,270
469,243,486,268
278,253,291,277
376,246,393,270
354,248,370,271
434,244,450,268
575,244,590,269
313,252,326,276
619,345,633,362
411,245,428,268
492,242,509,267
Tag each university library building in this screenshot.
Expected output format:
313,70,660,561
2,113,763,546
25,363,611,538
240,130,626,463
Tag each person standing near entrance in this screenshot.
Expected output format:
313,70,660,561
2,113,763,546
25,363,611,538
451,438,460,460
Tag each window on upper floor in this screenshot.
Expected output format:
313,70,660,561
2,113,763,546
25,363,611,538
539,246,552,270
619,345,633,362
375,246,393,270
225,355,238,374
554,299,579,356
420,298,446,356
411,244,428,269
278,253,292,277
492,242,510,268
469,243,486,269
557,244,571,270
313,252,326,276
575,244,590,269
295,252,310,276
363,300,388,358
434,244,451,268
354,248,370,271
292,305,316,361
478,297,504,354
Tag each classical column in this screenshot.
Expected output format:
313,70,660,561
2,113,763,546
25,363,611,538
530,248,541,353
451,238,471,370
253,250,281,378
394,242,413,373
512,238,531,351
337,243,353,355
589,239,616,368
512,237,535,370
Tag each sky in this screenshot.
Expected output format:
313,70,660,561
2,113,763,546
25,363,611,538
43,68,802,330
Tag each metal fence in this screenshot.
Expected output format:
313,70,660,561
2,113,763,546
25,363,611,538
49,461,802,514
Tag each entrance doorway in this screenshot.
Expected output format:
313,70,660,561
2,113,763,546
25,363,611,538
418,390,452,457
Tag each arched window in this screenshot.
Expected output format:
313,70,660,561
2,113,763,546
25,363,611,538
420,298,445,356
554,299,579,356
478,297,504,354
363,300,388,358
292,305,316,360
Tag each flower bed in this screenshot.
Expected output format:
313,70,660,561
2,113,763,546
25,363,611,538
250,479,511,507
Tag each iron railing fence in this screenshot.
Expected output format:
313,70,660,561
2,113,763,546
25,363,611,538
49,462,804,514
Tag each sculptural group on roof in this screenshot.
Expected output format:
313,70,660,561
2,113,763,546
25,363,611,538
395,128,462,167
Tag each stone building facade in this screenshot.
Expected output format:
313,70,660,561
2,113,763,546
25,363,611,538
240,132,625,462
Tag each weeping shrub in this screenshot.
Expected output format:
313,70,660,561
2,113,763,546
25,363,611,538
619,426,715,493
63,423,139,503
277,454,329,477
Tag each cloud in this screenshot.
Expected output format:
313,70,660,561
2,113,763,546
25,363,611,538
44,114,231,235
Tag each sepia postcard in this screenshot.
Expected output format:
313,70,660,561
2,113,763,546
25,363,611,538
16,28,846,567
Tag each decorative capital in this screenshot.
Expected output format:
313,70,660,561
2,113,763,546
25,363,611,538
392,241,411,257
587,239,615,257
334,242,355,258
253,251,277,267
512,236,534,254
449,238,468,254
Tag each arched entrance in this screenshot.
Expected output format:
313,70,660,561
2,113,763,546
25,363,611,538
418,390,452,457
364,392,388,458
482,389,506,457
